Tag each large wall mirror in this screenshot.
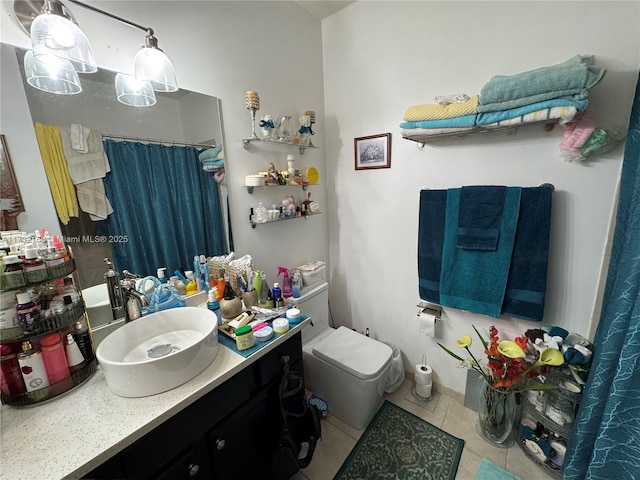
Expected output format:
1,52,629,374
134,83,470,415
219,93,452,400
8,44,231,290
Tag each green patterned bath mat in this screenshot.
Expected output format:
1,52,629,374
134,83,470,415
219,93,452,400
334,401,464,480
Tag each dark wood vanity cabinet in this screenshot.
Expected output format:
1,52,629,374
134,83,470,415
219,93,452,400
84,333,303,480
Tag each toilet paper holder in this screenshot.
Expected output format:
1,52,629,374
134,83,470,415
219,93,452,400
416,301,442,321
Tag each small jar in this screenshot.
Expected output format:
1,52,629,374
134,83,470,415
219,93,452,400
22,248,48,284
16,292,41,335
0,344,26,395
44,246,66,279
235,325,255,351
2,255,26,289
286,308,301,326
272,318,289,335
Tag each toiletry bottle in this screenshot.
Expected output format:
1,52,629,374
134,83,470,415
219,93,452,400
157,267,167,283
207,289,222,326
16,292,41,335
199,255,209,288
277,267,293,298
64,333,85,372
292,272,302,299
40,332,71,384
223,274,235,300
194,256,202,291
18,341,50,393
276,289,284,308
22,248,48,284
2,255,26,290
272,283,282,306
44,240,66,278
265,288,275,309
216,277,225,300
258,271,269,307
185,271,197,296
0,344,26,395
73,319,94,362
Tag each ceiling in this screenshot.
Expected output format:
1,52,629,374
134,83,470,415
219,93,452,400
295,1,355,19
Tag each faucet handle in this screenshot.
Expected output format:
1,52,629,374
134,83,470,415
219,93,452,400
122,270,141,280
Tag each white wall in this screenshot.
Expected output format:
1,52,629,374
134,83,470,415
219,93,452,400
322,1,640,393
0,1,328,285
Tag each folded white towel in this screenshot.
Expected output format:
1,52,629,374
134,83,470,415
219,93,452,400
70,123,90,153
59,126,111,184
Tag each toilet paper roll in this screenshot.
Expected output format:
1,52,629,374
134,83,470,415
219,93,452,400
417,310,436,337
416,382,432,399
415,364,433,386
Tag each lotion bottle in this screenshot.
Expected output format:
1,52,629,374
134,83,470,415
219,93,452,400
18,341,50,392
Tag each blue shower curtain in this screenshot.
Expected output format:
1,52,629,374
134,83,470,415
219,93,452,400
564,71,640,479
103,140,227,278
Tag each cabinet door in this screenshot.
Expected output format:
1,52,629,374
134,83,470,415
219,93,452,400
154,441,211,480
210,387,275,479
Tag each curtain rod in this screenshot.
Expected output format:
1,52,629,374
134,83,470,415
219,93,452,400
102,133,216,149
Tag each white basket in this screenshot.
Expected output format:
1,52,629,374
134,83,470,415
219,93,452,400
298,261,326,286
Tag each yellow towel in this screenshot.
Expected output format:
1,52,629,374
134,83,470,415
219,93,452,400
403,95,479,121
35,123,79,225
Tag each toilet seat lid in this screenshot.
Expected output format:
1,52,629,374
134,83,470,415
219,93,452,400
312,326,392,380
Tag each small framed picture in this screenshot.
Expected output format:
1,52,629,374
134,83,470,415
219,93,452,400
0,134,24,213
354,133,391,170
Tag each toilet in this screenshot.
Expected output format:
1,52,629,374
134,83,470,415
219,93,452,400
296,281,393,429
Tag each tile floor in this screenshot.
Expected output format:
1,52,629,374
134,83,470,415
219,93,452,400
292,378,558,480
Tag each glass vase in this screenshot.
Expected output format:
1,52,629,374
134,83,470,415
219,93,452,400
476,381,516,447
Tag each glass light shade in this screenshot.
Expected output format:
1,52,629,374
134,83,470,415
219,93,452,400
24,50,82,95
30,12,97,73
115,73,156,107
134,47,178,92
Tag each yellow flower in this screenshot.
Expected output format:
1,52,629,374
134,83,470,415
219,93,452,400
456,335,472,348
497,340,526,359
534,348,564,367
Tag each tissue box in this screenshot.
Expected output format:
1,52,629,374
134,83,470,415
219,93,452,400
298,261,326,286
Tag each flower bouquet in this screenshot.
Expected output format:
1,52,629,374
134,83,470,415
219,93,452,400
439,325,565,445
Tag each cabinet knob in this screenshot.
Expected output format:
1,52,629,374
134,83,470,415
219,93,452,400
188,463,200,477
216,438,226,450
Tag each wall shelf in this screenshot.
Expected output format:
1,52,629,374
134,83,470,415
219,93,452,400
250,212,321,228
242,136,318,155
245,183,317,194
402,120,558,147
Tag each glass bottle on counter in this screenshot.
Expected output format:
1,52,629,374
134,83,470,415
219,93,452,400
16,292,41,335
258,271,269,307
223,274,235,300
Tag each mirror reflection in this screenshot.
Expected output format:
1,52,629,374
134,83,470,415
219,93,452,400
11,45,231,289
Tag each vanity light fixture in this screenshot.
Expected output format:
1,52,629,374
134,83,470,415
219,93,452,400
23,49,83,94
27,0,97,73
115,73,156,107
14,0,178,97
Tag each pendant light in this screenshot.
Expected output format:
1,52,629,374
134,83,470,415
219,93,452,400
29,0,97,73
23,49,82,95
133,32,178,92
115,73,156,107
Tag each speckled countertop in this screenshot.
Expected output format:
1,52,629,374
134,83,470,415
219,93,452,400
0,320,308,480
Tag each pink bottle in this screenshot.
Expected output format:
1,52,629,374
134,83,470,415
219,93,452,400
40,332,71,384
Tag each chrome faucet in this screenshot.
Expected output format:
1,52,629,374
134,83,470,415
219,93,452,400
104,258,125,322
120,270,149,322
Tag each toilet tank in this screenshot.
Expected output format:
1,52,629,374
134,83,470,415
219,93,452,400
291,281,329,343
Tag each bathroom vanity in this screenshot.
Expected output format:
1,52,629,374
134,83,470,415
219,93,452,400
0,320,308,480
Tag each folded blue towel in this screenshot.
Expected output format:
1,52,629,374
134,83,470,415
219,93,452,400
440,187,521,318
399,114,477,130
457,186,506,250
518,425,557,459
501,186,552,321
417,189,448,303
476,98,589,125
198,145,223,161
478,55,605,113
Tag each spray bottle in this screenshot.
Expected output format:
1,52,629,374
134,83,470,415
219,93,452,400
277,267,293,298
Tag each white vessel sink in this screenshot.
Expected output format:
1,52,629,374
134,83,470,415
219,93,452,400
96,307,219,397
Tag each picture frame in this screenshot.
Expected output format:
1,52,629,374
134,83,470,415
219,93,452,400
0,134,24,213
354,133,391,170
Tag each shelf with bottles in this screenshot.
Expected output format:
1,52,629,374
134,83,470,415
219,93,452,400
0,256,76,292
242,136,318,155
250,211,322,229
245,182,318,194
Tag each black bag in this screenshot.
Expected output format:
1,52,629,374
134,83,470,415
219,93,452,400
271,363,322,479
